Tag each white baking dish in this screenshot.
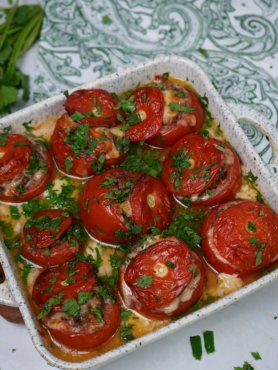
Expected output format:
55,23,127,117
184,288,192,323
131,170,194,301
1,55,278,369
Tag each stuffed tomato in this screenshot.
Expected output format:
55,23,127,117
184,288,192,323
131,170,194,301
116,86,164,142
161,133,242,206
33,260,120,350
65,88,124,128
146,75,205,148
51,113,128,178
22,210,84,267
79,168,173,245
119,235,205,319
201,200,278,277
0,132,53,203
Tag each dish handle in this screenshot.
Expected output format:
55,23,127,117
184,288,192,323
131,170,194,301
227,103,278,182
0,281,17,307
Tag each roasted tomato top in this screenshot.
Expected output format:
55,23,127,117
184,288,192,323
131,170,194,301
51,113,127,178
118,87,164,142
119,236,205,319
146,75,205,148
65,89,124,128
33,261,95,312
162,133,242,206
22,210,82,267
0,133,53,203
43,285,120,351
79,168,173,244
201,201,278,277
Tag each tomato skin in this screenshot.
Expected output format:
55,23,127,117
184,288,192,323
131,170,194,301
79,168,142,244
51,113,127,178
125,87,164,142
43,287,120,351
130,174,173,234
22,210,80,268
146,76,205,148
119,237,205,319
65,89,123,128
162,134,224,196
162,134,242,207
190,140,242,207
33,261,95,312
201,201,278,277
0,135,54,203
0,134,32,183
79,168,173,244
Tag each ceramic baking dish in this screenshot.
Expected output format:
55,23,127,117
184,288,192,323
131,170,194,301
1,55,278,369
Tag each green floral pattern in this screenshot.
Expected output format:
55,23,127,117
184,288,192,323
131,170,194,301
34,0,278,164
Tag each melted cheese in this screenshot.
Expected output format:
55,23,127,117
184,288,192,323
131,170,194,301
216,273,244,296
162,90,180,123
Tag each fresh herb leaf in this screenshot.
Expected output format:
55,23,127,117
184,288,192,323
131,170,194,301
37,292,65,320
203,331,215,354
251,352,261,360
9,205,20,220
190,335,202,360
169,102,195,113
136,275,153,288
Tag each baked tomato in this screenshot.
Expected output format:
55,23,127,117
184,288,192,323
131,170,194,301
42,285,120,351
201,200,278,277
161,133,241,207
117,87,164,142
65,89,123,128
22,210,83,267
146,75,205,148
79,168,173,245
51,113,127,178
33,261,96,312
0,134,53,203
119,236,205,319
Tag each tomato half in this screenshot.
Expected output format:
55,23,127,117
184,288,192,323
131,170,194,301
51,113,127,178
43,286,120,351
124,87,164,142
79,168,172,244
146,75,205,148
119,236,205,319
0,134,32,183
201,200,278,277
130,174,173,234
33,261,95,311
0,135,54,203
162,133,242,206
79,168,141,244
22,210,81,267
65,89,123,128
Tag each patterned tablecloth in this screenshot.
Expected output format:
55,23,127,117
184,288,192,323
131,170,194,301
33,0,278,164
1,1,278,370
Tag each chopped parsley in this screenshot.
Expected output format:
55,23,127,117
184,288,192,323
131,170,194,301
136,275,153,288
169,102,195,113
190,335,202,360
203,331,215,354
165,261,175,269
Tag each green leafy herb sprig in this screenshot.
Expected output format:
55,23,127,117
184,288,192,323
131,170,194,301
0,1,44,115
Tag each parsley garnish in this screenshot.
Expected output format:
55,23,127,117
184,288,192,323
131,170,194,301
120,309,135,341
136,275,153,288
203,331,215,354
70,111,85,121
165,261,175,269
37,292,65,320
169,102,195,113
190,335,202,360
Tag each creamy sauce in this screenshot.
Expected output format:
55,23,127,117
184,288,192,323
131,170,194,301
2,76,275,363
